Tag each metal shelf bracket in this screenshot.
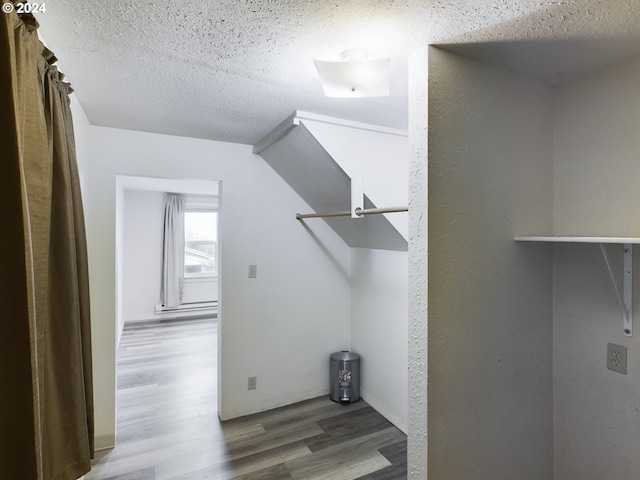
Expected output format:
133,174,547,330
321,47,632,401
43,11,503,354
600,243,633,337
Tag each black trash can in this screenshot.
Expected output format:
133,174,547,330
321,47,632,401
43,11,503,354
330,351,360,403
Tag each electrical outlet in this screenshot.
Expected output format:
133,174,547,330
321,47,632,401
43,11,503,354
248,376,257,390
607,343,627,374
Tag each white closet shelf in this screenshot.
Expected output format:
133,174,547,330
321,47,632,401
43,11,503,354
515,235,640,244
515,235,634,337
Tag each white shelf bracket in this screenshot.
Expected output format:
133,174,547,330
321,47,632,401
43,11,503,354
599,243,633,337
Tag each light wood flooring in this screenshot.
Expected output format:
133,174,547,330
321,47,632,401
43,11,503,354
86,317,407,480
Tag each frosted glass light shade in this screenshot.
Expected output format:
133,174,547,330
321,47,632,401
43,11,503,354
313,57,390,97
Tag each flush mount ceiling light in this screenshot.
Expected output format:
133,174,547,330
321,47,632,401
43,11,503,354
313,48,390,98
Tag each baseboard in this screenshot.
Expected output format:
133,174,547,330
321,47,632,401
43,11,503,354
218,388,407,436
155,302,217,315
360,389,408,434
126,308,217,324
218,388,330,421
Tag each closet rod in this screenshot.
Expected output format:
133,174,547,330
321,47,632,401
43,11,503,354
296,206,408,220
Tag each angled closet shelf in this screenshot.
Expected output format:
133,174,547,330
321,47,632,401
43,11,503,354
515,235,639,337
254,111,409,251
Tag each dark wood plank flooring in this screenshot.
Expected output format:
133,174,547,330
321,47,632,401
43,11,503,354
86,317,407,479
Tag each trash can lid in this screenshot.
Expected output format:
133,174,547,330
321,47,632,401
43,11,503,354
330,351,360,361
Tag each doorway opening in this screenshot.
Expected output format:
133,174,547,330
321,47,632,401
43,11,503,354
114,175,222,425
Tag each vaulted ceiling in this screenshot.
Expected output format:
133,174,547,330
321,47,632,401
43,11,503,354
36,1,640,146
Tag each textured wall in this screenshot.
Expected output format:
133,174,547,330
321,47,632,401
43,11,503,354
553,54,640,479
426,47,554,479
553,54,640,236
554,244,640,480
407,46,429,479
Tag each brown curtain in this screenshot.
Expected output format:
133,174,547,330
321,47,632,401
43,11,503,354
0,5,94,479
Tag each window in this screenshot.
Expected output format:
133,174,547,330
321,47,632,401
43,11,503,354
184,210,218,277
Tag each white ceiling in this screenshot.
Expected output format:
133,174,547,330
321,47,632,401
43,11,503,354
36,1,640,146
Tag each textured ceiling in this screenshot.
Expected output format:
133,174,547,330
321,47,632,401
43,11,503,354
36,1,640,145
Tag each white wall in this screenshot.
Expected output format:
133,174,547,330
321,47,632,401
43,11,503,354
425,47,554,479
552,54,640,480
115,179,125,346
82,124,351,447
70,95,91,178
351,248,408,432
122,189,164,322
299,116,409,432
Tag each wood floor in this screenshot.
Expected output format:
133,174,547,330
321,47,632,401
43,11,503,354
86,317,407,480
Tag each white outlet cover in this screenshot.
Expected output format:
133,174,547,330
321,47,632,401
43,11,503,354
607,343,627,374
